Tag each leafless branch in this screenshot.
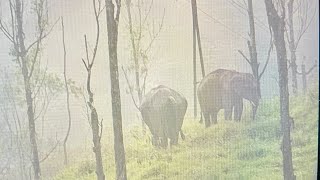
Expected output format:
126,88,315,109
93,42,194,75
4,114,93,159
306,61,317,75
295,7,316,50
121,66,140,110
144,8,165,53
39,140,60,163
25,18,59,54
238,50,251,65
259,36,273,79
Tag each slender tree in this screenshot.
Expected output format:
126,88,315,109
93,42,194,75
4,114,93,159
61,17,72,166
286,0,316,94
238,0,273,119
264,0,295,179
0,0,53,178
297,56,317,94
124,0,164,134
81,0,105,179
105,0,128,179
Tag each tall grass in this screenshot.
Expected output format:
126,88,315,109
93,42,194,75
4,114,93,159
55,89,318,180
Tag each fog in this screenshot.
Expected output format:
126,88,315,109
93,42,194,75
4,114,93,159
0,0,318,178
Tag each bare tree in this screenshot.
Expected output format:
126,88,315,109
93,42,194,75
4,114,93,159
123,0,164,134
237,0,273,119
81,0,105,179
105,0,127,179
61,17,72,166
297,56,317,94
286,0,316,94
0,0,54,178
264,0,295,179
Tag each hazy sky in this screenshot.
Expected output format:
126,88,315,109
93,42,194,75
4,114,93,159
0,0,318,146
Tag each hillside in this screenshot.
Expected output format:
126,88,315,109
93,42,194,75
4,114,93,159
54,89,318,180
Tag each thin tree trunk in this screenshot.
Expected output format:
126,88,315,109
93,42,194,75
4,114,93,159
90,105,105,180
125,0,146,134
15,0,41,179
247,0,260,96
301,64,307,93
287,0,298,94
264,1,295,179
191,0,198,118
105,0,127,179
61,17,72,166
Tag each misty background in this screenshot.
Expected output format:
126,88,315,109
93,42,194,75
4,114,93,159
0,0,318,148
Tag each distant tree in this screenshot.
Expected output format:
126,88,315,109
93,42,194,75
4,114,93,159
123,0,164,134
105,0,128,179
81,0,105,179
286,0,316,94
264,0,295,179
0,0,57,178
296,56,317,94
61,17,72,166
238,0,273,119
238,0,273,94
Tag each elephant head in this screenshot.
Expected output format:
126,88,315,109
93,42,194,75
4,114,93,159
230,73,260,119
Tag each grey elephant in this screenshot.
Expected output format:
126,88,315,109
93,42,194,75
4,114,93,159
139,85,188,148
197,69,260,127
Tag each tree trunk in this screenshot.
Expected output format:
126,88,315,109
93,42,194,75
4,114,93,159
105,0,128,179
287,0,298,94
61,17,72,166
247,0,260,97
91,106,105,180
264,1,295,179
15,0,41,179
301,64,307,93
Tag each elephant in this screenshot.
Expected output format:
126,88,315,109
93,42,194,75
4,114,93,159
197,69,260,127
139,85,188,148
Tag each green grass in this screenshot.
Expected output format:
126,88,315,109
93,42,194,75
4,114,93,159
54,89,318,180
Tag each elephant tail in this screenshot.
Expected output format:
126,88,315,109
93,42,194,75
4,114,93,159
180,130,185,140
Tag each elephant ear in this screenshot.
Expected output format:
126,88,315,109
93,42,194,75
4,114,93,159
230,74,246,94
230,73,255,97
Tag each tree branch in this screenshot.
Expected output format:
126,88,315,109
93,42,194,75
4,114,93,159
238,50,251,65
306,62,317,75
259,36,273,79
121,66,140,110
39,140,60,163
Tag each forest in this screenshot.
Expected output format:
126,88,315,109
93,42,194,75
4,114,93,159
0,0,318,179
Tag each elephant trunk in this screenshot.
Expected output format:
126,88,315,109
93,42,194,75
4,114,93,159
251,102,259,120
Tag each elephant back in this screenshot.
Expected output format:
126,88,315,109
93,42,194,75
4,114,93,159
140,85,187,139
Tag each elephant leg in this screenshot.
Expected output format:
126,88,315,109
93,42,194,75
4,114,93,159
203,112,211,128
224,106,233,121
160,137,168,148
199,112,203,124
210,110,218,124
251,103,258,121
234,98,243,121
170,135,179,146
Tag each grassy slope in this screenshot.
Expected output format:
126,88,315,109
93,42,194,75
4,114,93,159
55,90,318,180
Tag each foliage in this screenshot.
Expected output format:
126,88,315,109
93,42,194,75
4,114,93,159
55,89,318,179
